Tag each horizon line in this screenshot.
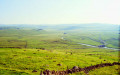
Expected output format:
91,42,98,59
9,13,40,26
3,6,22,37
0,23,119,25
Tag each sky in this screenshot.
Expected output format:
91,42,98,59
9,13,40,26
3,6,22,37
0,0,120,25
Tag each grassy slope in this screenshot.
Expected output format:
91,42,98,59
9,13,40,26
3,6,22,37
64,30,119,48
0,29,119,48
0,29,119,75
0,48,119,75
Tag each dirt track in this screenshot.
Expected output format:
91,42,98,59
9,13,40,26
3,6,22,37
40,62,120,75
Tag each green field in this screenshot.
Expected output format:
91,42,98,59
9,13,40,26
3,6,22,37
0,25,119,75
0,48,119,75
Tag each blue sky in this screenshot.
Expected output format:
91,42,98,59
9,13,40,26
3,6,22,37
0,0,120,24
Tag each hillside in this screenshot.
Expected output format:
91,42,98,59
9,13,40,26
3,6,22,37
0,24,119,75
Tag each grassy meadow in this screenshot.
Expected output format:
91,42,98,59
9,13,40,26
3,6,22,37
0,25,119,75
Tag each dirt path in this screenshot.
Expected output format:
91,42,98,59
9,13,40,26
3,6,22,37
40,62,120,75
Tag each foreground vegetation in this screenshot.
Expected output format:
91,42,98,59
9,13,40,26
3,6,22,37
0,48,119,75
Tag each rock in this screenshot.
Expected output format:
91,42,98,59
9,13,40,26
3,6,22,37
68,69,72,73
73,66,79,69
57,64,62,66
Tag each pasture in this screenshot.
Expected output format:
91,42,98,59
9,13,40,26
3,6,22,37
0,26,119,75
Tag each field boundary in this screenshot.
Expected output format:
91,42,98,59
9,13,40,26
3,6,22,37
41,62,120,75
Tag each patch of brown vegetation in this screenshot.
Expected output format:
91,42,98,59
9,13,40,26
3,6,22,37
32,70,37,72
27,56,31,58
33,53,36,54
36,48,45,50
53,61,56,62
13,55,17,56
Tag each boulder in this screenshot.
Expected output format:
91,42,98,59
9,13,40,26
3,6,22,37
73,66,79,69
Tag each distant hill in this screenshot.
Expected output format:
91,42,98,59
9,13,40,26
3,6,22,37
0,23,119,31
